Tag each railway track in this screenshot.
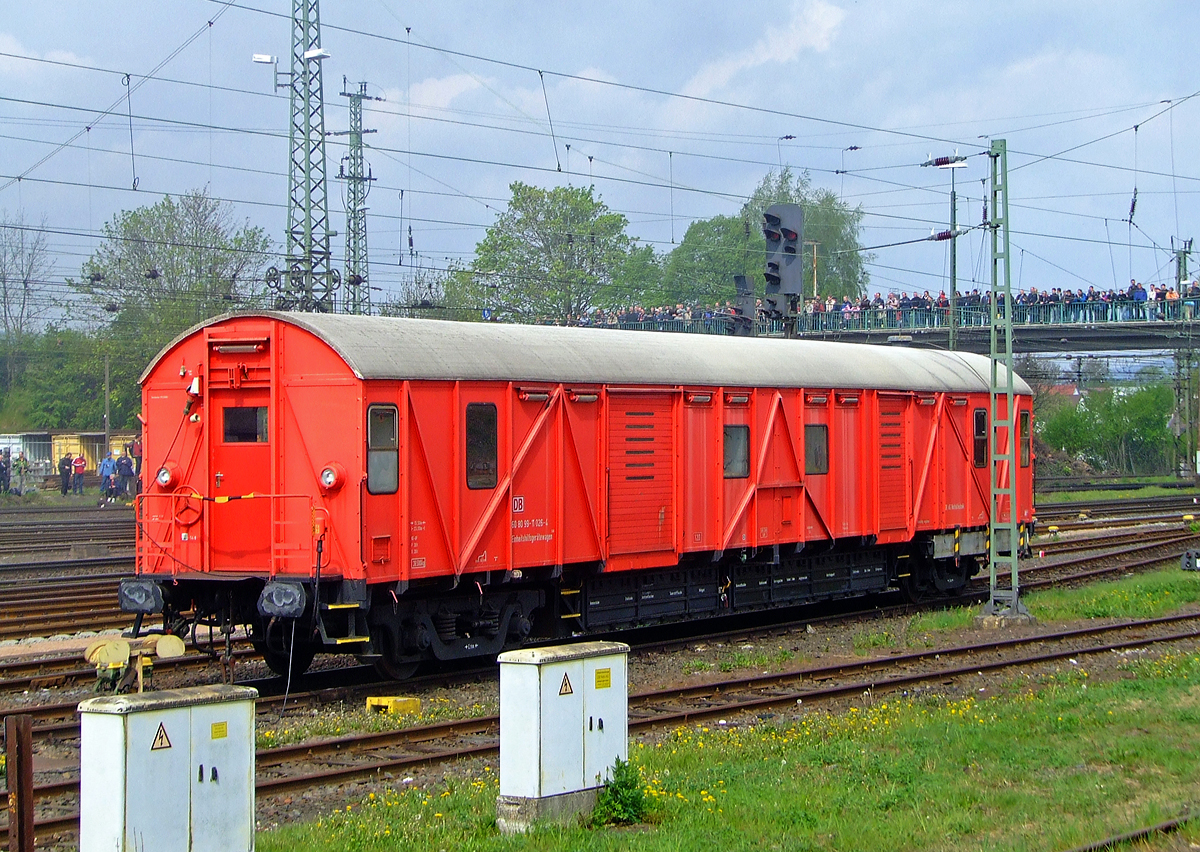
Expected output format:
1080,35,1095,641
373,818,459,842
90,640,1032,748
1035,476,1197,493
0,496,1192,646
0,501,1195,849
6,608,1199,843
5,530,1195,735
1035,493,1200,521
1,525,1194,694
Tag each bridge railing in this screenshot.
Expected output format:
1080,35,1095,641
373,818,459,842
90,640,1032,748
596,299,1200,336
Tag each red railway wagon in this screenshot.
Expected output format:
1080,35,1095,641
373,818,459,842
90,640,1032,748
121,312,1034,677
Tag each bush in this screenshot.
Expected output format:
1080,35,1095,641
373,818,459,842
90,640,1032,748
591,757,648,826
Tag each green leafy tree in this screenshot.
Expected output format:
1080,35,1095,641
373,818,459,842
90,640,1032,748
741,167,870,301
661,215,756,307
461,182,634,324
55,188,273,430
21,327,114,429
605,240,664,309
1039,384,1174,475
72,188,272,364
659,168,870,309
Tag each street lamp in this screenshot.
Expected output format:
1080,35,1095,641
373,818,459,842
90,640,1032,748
921,152,968,350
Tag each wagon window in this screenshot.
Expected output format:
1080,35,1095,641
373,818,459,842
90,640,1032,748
224,407,267,443
367,405,398,494
804,424,828,475
1019,410,1031,468
723,425,749,479
973,409,987,468
466,403,498,489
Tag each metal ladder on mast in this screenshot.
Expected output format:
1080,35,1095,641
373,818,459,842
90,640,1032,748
983,139,1030,619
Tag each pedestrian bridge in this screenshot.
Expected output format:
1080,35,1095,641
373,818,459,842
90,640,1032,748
613,303,1200,354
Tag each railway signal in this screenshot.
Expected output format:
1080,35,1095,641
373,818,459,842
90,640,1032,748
731,274,756,337
762,202,804,320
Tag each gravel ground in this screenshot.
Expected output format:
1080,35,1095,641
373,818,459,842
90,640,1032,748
19,607,1200,849
9,557,1200,848
252,598,1200,835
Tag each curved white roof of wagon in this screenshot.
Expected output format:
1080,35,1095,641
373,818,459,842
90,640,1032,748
142,312,1031,395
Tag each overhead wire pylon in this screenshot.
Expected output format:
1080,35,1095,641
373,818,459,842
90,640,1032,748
335,79,381,316
981,138,1033,623
267,0,338,313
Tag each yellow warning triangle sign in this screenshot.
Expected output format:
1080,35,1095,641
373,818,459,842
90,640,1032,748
151,722,172,751
558,672,573,696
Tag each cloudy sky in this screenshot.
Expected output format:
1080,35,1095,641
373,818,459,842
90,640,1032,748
1,0,1197,316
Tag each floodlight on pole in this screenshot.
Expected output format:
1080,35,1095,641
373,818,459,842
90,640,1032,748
252,52,290,92
258,0,338,313
921,151,969,350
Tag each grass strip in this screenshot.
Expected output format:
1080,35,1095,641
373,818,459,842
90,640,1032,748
259,571,1200,852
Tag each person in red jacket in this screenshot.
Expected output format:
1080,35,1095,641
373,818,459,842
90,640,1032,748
72,452,86,495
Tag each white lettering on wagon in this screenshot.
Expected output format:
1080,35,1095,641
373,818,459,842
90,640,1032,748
512,532,554,544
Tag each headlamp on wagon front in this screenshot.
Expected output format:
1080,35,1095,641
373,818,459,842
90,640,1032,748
318,462,346,494
258,581,307,618
119,578,165,614
156,462,180,489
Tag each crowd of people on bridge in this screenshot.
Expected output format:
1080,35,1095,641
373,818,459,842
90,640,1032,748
793,278,1200,331
529,277,1200,333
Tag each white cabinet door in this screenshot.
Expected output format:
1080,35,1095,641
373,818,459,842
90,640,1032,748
538,659,584,796
583,655,627,787
124,709,191,852
190,702,255,852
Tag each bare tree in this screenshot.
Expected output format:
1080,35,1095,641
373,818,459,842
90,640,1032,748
0,211,54,387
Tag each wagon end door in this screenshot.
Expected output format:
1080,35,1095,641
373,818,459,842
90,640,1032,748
207,369,273,573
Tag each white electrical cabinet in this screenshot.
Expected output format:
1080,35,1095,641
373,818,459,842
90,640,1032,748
498,641,628,800
79,684,258,852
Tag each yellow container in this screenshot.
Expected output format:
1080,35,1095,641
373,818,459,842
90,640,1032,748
365,696,420,715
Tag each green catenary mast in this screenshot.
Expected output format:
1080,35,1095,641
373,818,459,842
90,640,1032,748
269,0,337,312
336,80,381,315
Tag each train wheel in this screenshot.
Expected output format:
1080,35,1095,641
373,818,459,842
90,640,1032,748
900,570,935,604
372,657,420,682
255,639,316,678
902,559,971,603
